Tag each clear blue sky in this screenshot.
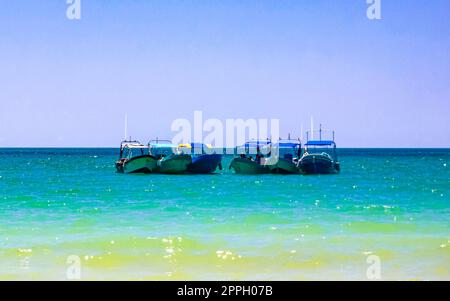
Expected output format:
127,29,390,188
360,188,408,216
0,0,449,147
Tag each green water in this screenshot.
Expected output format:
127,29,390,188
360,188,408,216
0,148,449,280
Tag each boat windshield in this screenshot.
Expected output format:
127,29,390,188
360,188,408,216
236,140,271,156
179,143,214,156
272,140,302,159
304,141,337,160
149,140,180,157
119,141,147,159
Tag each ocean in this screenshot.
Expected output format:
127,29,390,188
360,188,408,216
0,148,449,280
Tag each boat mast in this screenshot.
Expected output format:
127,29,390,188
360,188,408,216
310,116,314,140
300,124,303,142
124,113,128,141
319,124,322,141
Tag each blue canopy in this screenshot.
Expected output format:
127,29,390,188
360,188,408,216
149,143,177,148
305,140,335,146
190,142,206,148
275,142,301,148
244,140,271,147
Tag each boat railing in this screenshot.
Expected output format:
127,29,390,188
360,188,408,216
119,140,149,158
236,140,272,156
120,139,143,148
303,144,337,161
268,139,301,160
148,139,174,145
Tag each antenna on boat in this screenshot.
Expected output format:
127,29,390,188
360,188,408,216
124,113,128,141
310,116,314,140
300,124,303,142
319,124,322,141
288,133,291,140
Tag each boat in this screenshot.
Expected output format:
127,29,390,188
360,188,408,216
298,126,340,174
179,143,223,174
265,139,302,174
115,140,158,174
149,140,192,174
229,140,271,174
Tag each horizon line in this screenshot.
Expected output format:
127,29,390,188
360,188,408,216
1,146,450,149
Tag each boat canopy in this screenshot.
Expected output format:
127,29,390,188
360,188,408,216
122,143,148,149
179,142,215,155
148,139,181,156
270,140,301,159
273,140,301,148
120,140,148,150
149,140,177,148
119,140,148,158
179,143,213,149
235,140,271,156
243,140,271,147
150,143,177,148
305,140,335,146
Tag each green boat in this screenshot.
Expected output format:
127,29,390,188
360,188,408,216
115,140,158,174
229,140,271,174
265,140,302,174
149,140,192,174
230,157,269,174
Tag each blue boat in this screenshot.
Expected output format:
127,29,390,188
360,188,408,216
179,143,223,174
298,127,340,174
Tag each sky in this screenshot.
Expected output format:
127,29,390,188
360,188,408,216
0,0,449,147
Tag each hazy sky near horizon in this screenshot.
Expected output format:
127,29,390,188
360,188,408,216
0,0,449,147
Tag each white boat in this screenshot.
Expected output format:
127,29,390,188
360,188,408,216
115,140,158,174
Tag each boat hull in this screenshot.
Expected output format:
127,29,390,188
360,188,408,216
157,154,192,174
268,158,300,174
187,154,222,174
229,158,269,174
298,154,339,174
116,155,158,174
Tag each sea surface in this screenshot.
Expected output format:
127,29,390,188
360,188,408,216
0,148,449,280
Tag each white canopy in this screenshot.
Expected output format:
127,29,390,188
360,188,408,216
122,143,148,149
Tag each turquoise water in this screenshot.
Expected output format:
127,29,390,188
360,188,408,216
0,148,449,280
